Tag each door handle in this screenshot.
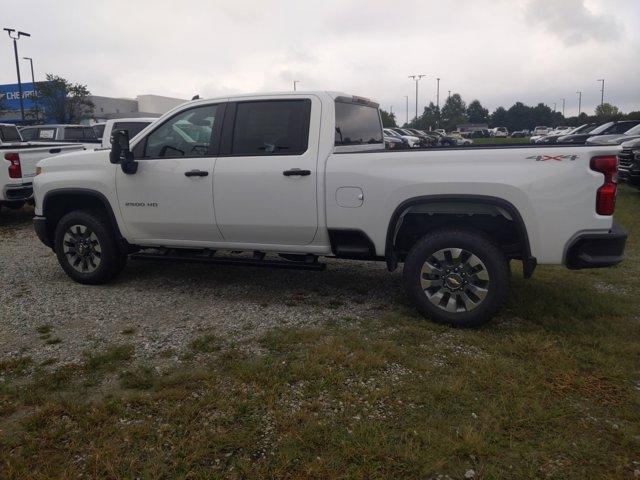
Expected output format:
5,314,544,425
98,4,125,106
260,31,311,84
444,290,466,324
184,169,209,177
283,168,311,177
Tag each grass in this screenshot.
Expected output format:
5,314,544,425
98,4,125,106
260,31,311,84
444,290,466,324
1,186,639,478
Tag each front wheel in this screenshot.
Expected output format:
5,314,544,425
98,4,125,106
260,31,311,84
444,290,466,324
54,209,127,285
402,229,510,327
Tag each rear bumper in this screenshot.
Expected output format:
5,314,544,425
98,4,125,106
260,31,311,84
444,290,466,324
2,183,33,203
565,222,627,269
33,215,53,248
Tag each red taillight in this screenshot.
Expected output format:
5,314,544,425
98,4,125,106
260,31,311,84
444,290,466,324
4,152,22,179
590,155,618,215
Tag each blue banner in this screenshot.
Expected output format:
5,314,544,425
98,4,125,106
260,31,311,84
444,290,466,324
0,82,39,110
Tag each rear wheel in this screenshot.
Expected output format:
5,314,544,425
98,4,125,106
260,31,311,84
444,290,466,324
54,209,127,284
402,229,510,327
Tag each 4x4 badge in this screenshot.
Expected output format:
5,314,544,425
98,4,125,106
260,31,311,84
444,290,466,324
527,154,579,161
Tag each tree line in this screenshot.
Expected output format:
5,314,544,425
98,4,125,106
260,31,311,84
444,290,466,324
381,94,640,132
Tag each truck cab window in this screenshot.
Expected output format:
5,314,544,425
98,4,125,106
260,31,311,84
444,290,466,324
231,100,311,156
141,104,217,158
334,101,383,147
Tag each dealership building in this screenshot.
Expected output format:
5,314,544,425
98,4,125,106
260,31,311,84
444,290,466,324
0,82,186,125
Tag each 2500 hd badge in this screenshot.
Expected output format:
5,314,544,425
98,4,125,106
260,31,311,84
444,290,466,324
125,202,158,207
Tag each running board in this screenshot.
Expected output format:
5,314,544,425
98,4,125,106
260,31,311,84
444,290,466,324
130,251,327,271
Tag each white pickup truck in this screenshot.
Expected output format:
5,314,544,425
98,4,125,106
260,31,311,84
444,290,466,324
32,91,627,326
1,123,84,211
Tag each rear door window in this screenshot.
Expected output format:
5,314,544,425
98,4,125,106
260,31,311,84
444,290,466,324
0,125,22,142
20,128,37,141
230,100,311,156
65,128,84,141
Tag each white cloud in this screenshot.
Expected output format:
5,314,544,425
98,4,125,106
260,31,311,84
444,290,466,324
1,0,638,117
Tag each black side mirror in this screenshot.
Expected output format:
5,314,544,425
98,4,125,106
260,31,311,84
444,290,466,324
109,129,138,174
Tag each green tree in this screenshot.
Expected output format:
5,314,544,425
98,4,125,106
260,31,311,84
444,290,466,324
440,93,467,131
408,102,440,130
35,74,94,123
379,109,397,127
467,99,489,124
595,103,621,120
490,106,508,127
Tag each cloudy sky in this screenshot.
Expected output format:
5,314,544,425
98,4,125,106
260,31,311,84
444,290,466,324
2,0,639,118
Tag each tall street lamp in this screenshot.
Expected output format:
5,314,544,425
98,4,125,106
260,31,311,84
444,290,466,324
597,79,605,106
3,28,30,122
403,95,409,126
576,91,582,116
293,80,299,91
408,74,425,122
436,77,440,110
561,98,565,117
23,56,37,121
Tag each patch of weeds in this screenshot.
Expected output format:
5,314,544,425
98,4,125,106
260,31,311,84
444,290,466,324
83,344,134,374
159,348,175,358
120,366,155,390
39,358,57,367
190,334,223,353
45,337,62,345
36,324,54,341
120,327,136,335
0,356,33,375
326,299,344,309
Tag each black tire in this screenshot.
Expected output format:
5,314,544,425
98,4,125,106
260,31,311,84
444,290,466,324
402,228,510,327
54,209,127,285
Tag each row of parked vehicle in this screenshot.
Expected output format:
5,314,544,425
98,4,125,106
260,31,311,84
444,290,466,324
0,118,155,211
383,127,473,149
530,120,640,145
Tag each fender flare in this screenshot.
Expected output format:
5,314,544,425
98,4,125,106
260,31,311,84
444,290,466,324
41,188,125,244
384,194,535,277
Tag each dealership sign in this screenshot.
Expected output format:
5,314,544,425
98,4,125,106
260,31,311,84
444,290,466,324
0,82,39,110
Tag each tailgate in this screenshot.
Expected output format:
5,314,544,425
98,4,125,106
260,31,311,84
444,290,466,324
13,144,85,179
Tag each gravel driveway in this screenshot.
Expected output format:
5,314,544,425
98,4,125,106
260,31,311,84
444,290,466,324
0,206,404,366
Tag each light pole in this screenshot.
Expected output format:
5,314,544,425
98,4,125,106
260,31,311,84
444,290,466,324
436,77,440,110
561,98,565,117
597,79,605,106
553,102,556,112
403,95,409,126
448,90,451,100
576,91,582,116
23,56,36,121
4,28,31,122
293,80,299,91
408,74,425,122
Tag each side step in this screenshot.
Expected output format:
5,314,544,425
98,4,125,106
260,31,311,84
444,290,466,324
130,250,326,271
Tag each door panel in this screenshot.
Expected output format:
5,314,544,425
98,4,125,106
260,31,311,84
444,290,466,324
213,97,319,245
116,102,222,243
115,157,219,242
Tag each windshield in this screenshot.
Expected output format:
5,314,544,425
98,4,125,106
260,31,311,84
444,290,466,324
0,125,22,142
589,122,614,135
623,124,640,135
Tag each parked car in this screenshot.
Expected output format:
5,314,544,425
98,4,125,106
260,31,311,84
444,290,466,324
558,120,640,145
383,128,410,149
422,130,457,147
532,126,551,136
33,91,627,327
534,123,598,144
618,137,640,188
447,131,473,146
20,124,101,150
586,123,640,146
384,133,404,150
1,123,85,211
406,129,437,147
97,118,156,149
390,128,421,148
510,130,529,138
492,127,509,138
